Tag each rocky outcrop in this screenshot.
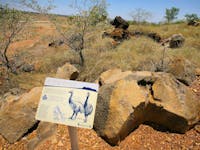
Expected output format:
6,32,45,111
103,16,130,44
161,34,185,48
110,16,129,30
0,87,42,143
56,63,79,80
147,32,162,42
103,28,130,42
94,70,200,145
188,20,200,26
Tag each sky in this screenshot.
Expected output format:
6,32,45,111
1,0,200,22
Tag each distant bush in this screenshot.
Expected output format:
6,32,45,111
185,13,199,22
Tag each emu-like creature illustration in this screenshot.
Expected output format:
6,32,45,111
68,91,93,122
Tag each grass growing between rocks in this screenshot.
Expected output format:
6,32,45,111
5,22,200,91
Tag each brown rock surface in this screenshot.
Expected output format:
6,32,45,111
110,16,129,30
55,63,79,80
165,57,196,85
0,87,42,143
97,69,132,86
169,34,185,48
94,71,200,145
27,122,57,150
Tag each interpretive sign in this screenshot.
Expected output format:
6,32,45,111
36,77,99,129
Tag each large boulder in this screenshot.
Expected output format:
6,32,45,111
110,16,129,30
161,34,185,48
0,87,42,143
56,63,79,80
94,70,200,145
169,34,185,48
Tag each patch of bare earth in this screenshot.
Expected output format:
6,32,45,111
0,124,200,150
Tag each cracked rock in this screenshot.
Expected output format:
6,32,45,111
94,70,200,145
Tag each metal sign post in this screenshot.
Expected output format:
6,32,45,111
68,126,79,150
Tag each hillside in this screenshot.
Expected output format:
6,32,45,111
0,13,200,150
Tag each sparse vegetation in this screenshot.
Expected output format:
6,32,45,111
0,4,28,74
165,7,180,23
130,8,152,24
0,1,200,149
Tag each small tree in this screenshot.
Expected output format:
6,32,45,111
51,0,108,66
22,0,108,66
129,8,152,24
0,4,28,74
165,7,179,23
185,13,199,22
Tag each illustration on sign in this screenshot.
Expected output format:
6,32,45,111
35,77,99,129
68,91,93,123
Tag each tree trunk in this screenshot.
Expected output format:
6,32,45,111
79,50,84,66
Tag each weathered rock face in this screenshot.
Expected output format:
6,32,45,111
56,63,79,80
0,87,42,143
110,16,129,30
161,34,185,48
169,34,185,48
94,70,200,145
102,28,130,42
165,57,196,85
103,16,130,44
97,69,132,85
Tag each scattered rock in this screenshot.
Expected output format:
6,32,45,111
0,87,42,143
58,141,64,146
194,124,200,133
161,34,185,48
188,20,200,26
169,34,185,48
21,64,35,72
9,88,21,95
110,16,129,30
94,71,200,145
48,39,64,47
103,28,130,42
147,32,162,42
195,68,200,76
130,30,144,37
56,63,79,80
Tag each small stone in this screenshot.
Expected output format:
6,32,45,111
194,125,200,133
192,89,197,92
58,141,64,146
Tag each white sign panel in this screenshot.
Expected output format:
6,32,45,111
36,77,99,129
